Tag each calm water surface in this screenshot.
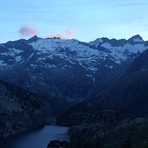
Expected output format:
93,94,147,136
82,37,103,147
5,125,69,148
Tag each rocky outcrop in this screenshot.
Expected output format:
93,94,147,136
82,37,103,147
57,102,133,126
68,118,148,148
56,102,148,148
56,102,102,126
0,80,51,138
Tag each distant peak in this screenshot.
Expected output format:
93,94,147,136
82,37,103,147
131,34,142,39
27,35,39,43
128,34,144,43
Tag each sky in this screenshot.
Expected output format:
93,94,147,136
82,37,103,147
0,0,148,43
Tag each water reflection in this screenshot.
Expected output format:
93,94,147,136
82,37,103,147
3,125,69,148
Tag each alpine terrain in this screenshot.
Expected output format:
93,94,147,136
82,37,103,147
0,34,148,147
0,35,148,113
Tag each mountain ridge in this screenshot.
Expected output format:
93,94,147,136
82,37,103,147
0,35,148,115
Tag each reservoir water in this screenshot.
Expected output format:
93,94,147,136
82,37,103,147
3,125,69,148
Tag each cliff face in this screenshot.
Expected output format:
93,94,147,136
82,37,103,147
0,80,51,138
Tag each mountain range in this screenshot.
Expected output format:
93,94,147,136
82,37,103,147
0,34,148,116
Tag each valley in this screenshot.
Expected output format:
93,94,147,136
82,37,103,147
0,35,148,147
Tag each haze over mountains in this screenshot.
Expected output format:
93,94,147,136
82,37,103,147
0,34,148,116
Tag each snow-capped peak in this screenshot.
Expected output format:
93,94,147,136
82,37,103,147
1,35,148,74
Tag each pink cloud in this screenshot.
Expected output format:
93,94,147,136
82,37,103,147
19,25,38,36
65,30,74,36
44,29,75,40
46,33,68,40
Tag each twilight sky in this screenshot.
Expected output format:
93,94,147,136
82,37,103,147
0,0,148,43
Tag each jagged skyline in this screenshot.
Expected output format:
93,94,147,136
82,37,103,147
0,0,148,43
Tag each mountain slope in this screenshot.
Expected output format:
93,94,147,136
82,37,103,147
86,49,148,116
0,80,50,138
0,35,148,115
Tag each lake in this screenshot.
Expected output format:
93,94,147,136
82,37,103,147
2,125,69,148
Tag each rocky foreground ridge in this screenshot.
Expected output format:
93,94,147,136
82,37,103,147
47,102,148,148
0,80,50,138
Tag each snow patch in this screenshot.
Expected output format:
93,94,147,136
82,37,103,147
46,64,56,68
9,48,23,56
133,38,144,43
30,64,36,67
15,56,22,62
86,74,93,77
89,38,103,48
88,67,98,71
105,65,113,69
0,60,7,66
